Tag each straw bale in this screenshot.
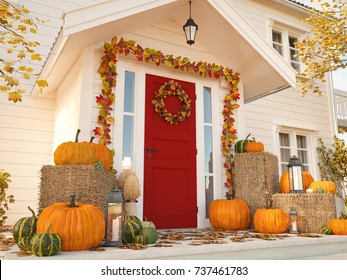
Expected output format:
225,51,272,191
272,193,336,233
38,165,118,219
234,152,279,227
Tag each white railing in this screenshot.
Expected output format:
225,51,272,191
335,90,347,121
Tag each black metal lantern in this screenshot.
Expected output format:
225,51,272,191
288,155,304,193
104,187,125,246
289,207,299,234
183,1,198,45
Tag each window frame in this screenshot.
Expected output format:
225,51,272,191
276,128,316,175
268,20,304,72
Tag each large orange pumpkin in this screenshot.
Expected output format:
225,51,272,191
254,208,289,234
209,198,250,230
54,129,96,165
37,195,105,251
310,181,336,194
279,171,314,193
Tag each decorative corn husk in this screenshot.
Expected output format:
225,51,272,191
118,169,135,190
123,175,141,201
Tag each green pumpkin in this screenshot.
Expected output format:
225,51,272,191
321,225,332,235
30,225,62,257
122,216,143,244
235,133,254,153
141,221,158,244
134,234,147,245
94,160,105,170
13,206,37,243
18,236,32,252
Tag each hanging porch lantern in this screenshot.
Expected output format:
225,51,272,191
288,155,304,193
104,187,125,246
183,1,198,45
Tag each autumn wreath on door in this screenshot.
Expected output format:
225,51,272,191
152,80,191,125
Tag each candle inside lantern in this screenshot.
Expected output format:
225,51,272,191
291,221,298,232
112,217,120,241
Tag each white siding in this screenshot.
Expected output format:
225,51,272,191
0,93,55,224
1,0,111,225
53,57,83,149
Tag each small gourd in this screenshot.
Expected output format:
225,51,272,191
122,215,143,244
18,236,32,252
30,224,62,257
141,221,158,244
321,225,332,235
134,234,147,245
13,206,37,243
234,133,254,153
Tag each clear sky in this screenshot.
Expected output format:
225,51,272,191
298,0,346,91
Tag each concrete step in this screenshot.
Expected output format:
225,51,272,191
3,232,347,260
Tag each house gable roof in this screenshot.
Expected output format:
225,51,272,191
37,0,296,102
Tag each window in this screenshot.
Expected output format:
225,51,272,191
278,132,310,173
203,87,214,219
122,71,135,169
271,29,300,71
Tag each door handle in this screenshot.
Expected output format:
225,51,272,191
146,147,159,152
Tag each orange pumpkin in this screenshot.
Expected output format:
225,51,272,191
246,140,264,153
310,181,336,194
37,195,105,251
254,208,289,234
327,213,347,235
90,137,113,171
209,198,251,230
280,171,314,193
54,129,96,165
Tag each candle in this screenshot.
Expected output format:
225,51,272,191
292,221,298,232
112,217,120,241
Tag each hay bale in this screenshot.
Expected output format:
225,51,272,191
38,165,117,219
234,152,279,227
272,193,336,233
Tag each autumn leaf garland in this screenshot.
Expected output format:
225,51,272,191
96,36,240,192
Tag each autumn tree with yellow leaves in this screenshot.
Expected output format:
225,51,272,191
295,0,347,95
0,0,48,102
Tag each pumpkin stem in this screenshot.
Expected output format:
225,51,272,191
27,206,36,218
75,129,81,143
90,137,95,143
68,195,78,208
245,133,251,141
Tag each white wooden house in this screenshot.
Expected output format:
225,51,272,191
1,0,343,227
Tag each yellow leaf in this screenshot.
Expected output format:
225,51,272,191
36,80,48,88
17,50,26,59
8,91,23,103
31,54,42,61
23,73,30,79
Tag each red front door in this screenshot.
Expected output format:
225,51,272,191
144,74,197,229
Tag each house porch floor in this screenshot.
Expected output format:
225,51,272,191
2,228,347,260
